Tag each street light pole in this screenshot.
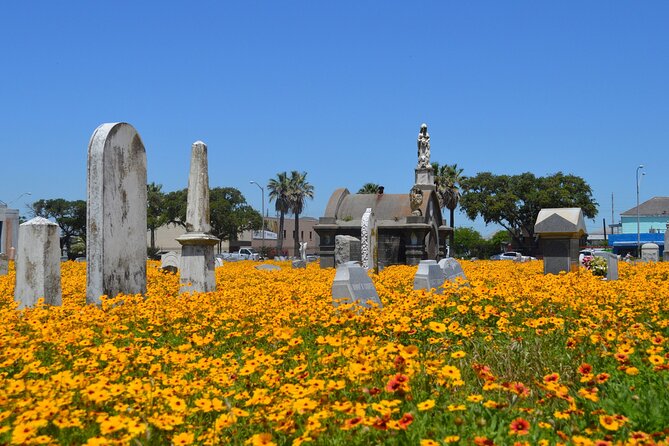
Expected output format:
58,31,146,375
250,181,265,253
7,192,32,206
636,167,641,257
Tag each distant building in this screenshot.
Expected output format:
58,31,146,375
0,203,20,254
607,196,668,255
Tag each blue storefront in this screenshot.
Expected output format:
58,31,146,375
607,233,665,256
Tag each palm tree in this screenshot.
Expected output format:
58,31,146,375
357,183,381,194
267,172,291,255
432,162,465,253
288,170,315,257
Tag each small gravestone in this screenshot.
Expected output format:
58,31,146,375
161,251,180,273
0,253,8,276
335,235,361,267
332,261,382,309
641,243,660,262
255,264,281,271
215,257,224,268
438,258,466,282
413,260,445,293
87,123,147,305
594,251,618,281
14,217,62,309
292,260,306,269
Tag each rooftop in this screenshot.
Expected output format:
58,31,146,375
621,197,669,216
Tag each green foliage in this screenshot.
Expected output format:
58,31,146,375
460,171,598,248
30,198,86,259
357,183,381,194
288,171,315,256
267,172,292,253
432,162,465,253
147,183,168,251
209,187,262,243
453,227,508,259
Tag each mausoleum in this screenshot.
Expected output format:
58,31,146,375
314,124,451,269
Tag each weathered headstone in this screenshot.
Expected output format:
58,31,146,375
438,257,466,282
332,261,382,309
0,253,8,276
215,257,224,268
292,259,306,269
334,235,361,267
87,123,147,305
361,208,377,271
14,217,62,309
176,141,220,293
413,260,445,293
255,264,281,271
161,251,180,273
641,243,660,262
593,251,619,281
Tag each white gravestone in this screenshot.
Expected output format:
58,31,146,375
438,258,466,282
0,253,8,276
176,141,220,293
332,261,382,309
161,251,180,273
87,123,147,305
641,243,660,262
14,217,62,309
593,251,618,281
413,260,445,294
361,208,377,271
255,264,281,271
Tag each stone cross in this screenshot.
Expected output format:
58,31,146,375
361,208,376,271
176,141,219,293
14,217,62,309
86,123,147,305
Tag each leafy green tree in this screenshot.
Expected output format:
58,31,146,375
459,172,597,252
357,183,381,194
147,182,168,252
30,198,86,259
453,227,487,259
162,189,188,228
488,230,511,254
267,172,291,255
288,171,315,257
209,187,262,252
432,162,465,253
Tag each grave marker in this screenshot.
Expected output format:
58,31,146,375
0,253,8,276
14,217,62,309
334,235,361,267
413,259,445,293
87,123,147,305
332,261,382,309
641,243,660,262
593,251,619,281
438,257,466,282
161,251,180,273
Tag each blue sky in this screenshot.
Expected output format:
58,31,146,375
1,1,667,237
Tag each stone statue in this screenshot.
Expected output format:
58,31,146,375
299,242,307,262
417,123,430,169
409,186,424,216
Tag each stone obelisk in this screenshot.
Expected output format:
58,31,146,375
176,141,219,293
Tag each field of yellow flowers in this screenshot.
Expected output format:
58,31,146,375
1,260,669,446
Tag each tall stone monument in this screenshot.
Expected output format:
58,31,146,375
176,141,219,293
361,208,377,271
415,123,434,186
14,217,62,309
87,123,147,305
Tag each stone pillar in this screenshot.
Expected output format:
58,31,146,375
176,141,219,293
664,223,669,261
14,217,62,309
314,218,337,268
361,208,377,271
86,123,147,305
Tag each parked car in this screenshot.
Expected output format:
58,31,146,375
490,252,536,262
218,248,260,261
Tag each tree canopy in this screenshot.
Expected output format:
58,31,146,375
30,198,86,259
459,172,597,249
357,183,381,194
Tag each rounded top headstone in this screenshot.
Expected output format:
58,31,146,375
21,216,57,226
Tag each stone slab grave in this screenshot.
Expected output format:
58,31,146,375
593,251,619,281
438,257,466,282
292,260,306,269
255,264,281,271
332,261,382,309
14,217,62,309
641,243,660,262
335,235,361,267
413,260,445,294
0,253,8,276
87,123,147,305
161,251,180,273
